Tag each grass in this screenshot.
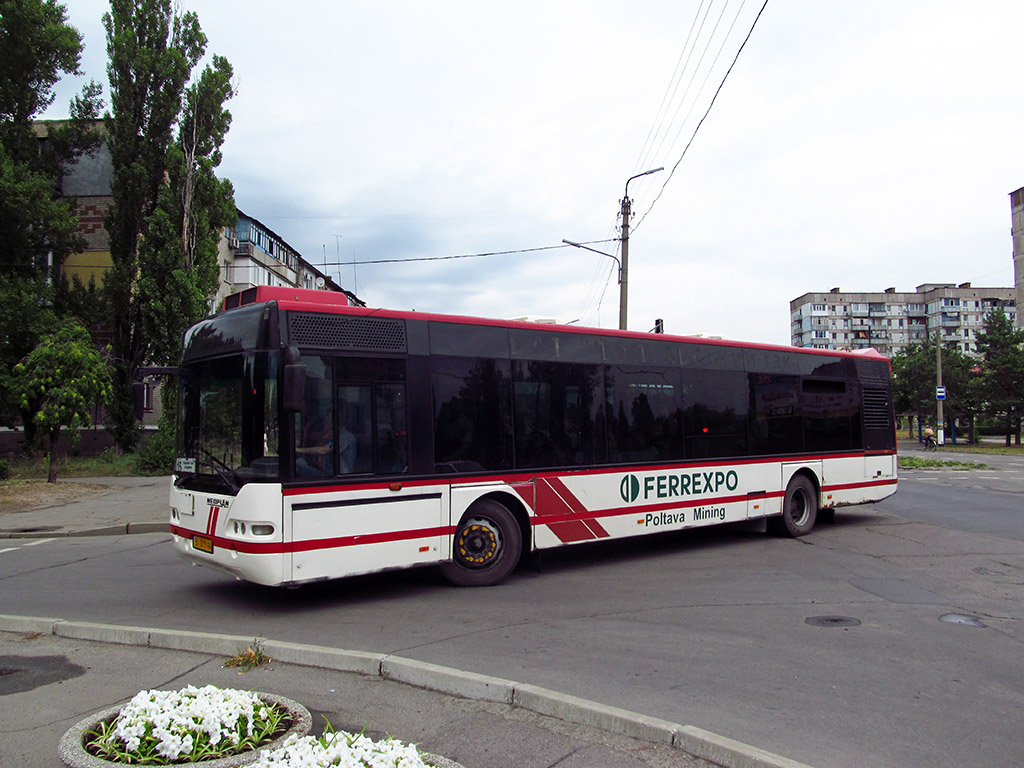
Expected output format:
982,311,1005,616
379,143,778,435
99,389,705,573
224,639,272,672
4,449,149,480
898,455,990,471
898,438,1024,457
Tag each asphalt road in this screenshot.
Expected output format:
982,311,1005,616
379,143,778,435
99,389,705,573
2,472,1023,768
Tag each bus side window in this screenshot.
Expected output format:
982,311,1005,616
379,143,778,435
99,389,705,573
376,383,408,474
338,385,372,474
295,356,334,477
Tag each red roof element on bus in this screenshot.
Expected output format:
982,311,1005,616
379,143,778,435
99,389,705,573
226,286,351,310
238,288,888,362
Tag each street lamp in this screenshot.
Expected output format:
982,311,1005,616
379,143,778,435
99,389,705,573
619,167,663,330
561,239,621,325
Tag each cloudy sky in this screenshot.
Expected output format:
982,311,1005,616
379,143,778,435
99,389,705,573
47,1,1024,345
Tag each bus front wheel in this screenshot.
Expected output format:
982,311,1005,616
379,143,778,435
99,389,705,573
770,475,818,537
440,500,522,587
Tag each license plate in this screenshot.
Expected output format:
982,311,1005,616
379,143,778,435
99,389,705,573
192,535,214,554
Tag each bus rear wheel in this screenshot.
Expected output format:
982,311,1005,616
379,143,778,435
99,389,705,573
440,500,522,587
770,475,818,537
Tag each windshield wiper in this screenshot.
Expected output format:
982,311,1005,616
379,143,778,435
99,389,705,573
196,446,240,494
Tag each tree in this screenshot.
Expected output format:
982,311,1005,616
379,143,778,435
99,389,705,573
14,320,112,482
103,0,234,451
0,0,103,439
891,336,980,441
138,54,235,367
976,307,1024,446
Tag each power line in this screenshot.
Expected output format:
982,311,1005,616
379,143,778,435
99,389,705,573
633,0,770,235
318,239,618,267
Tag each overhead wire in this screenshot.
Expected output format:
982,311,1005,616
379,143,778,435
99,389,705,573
631,0,710,178
632,0,769,235
319,239,618,268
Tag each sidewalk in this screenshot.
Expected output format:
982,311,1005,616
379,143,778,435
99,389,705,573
0,475,171,538
4,617,763,768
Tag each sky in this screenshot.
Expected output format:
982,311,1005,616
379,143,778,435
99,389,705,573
45,0,1024,346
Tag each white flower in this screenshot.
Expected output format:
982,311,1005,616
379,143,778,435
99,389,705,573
112,685,267,761
251,730,429,768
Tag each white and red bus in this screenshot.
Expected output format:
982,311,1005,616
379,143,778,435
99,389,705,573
169,286,897,587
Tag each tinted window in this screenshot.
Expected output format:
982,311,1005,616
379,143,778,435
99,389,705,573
429,322,509,357
514,361,603,468
295,356,334,478
182,304,266,361
750,374,803,455
802,379,860,452
509,328,604,362
605,366,683,464
681,369,749,458
432,356,512,473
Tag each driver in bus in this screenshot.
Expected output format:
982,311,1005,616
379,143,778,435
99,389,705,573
337,407,357,474
296,417,332,476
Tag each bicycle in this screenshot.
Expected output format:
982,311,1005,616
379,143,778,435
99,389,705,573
921,435,937,452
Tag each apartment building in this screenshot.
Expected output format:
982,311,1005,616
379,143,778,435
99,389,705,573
790,284,1017,357
35,121,358,307
216,212,360,308
1012,186,1024,329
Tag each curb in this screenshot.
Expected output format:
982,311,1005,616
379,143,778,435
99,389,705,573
0,522,169,539
0,614,814,768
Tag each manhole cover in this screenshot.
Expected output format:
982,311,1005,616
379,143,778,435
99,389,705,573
805,615,861,628
939,613,986,628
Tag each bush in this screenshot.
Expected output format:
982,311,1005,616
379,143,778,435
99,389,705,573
0,458,9,481
136,422,176,474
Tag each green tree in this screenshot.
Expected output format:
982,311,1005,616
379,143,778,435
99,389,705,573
0,0,103,439
103,0,233,451
976,307,1024,446
138,54,235,367
891,336,980,442
14,320,112,482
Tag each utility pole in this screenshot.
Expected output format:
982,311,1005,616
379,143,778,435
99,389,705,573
619,167,663,330
935,328,944,446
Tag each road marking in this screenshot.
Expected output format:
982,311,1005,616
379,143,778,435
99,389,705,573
0,547,19,555
22,539,55,546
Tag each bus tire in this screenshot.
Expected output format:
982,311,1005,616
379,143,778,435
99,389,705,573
440,499,523,587
770,475,818,537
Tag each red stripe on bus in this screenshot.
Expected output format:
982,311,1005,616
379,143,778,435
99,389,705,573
547,520,597,543
171,524,452,555
823,478,897,492
545,477,589,515
583,518,611,538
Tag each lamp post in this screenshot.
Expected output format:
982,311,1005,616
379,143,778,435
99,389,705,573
619,167,663,330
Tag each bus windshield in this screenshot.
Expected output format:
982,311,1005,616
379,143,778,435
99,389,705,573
176,352,279,491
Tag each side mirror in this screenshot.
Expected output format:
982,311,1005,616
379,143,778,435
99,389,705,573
282,347,306,413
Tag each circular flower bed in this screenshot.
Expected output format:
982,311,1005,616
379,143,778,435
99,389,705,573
59,686,311,768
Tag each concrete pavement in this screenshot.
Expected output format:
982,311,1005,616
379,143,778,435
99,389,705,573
0,476,811,768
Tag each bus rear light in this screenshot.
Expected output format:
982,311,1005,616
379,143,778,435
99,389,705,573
232,521,246,535
389,482,402,492
419,546,429,552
